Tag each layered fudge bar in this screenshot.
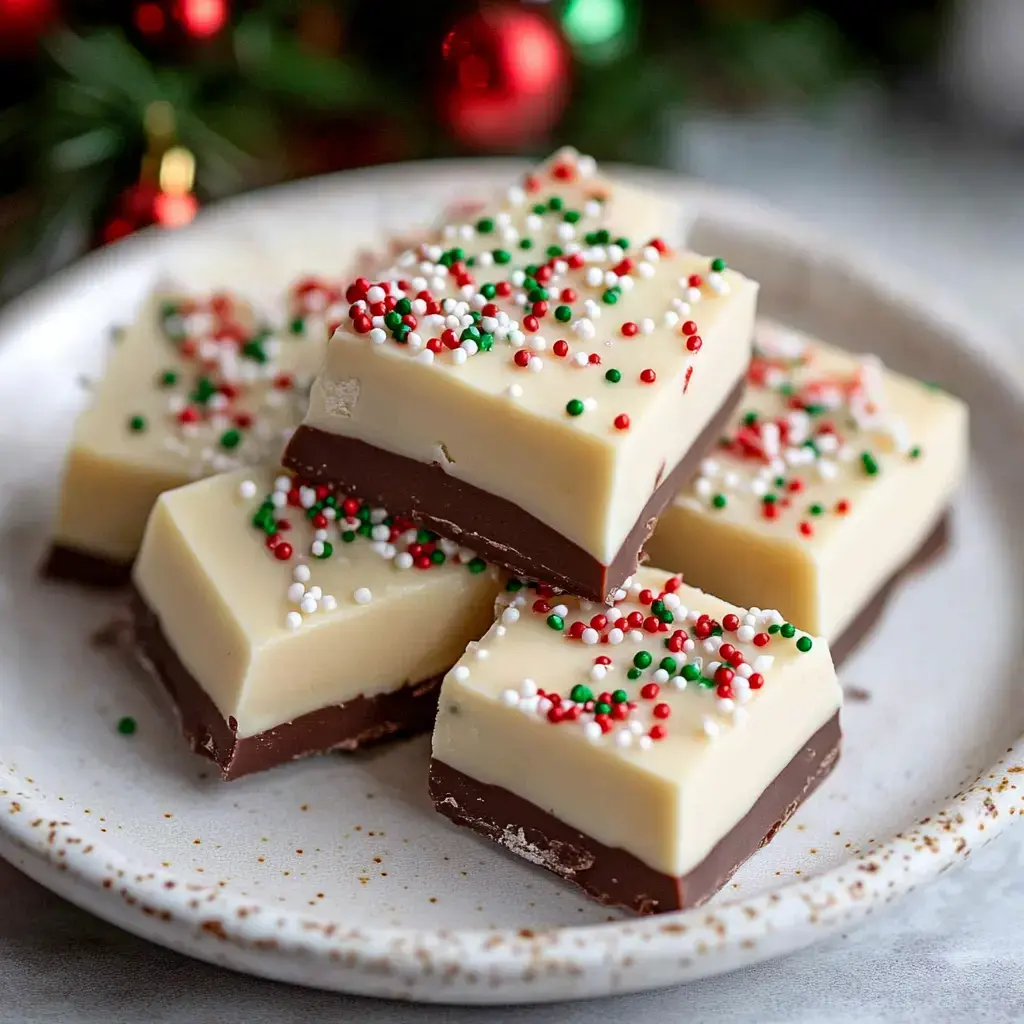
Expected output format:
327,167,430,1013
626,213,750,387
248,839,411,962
45,289,327,586
430,567,842,914
645,323,968,658
132,467,503,779
286,149,758,602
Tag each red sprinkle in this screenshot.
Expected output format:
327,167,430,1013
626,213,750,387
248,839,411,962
568,621,586,639
653,703,671,720
799,521,814,537
513,349,531,368
681,320,699,336
532,599,550,614
523,315,540,333
590,614,608,631
722,613,740,632
552,339,569,358
649,724,667,741
621,321,639,337
273,542,293,561
640,683,660,700
614,414,630,430
716,681,734,700
753,632,770,647
664,576,682,592
638,589,654,605
748,672,765,690
835,499,851,514
643,616,660,633
627,610,645,629
560,288,577,302
686,335,703,353
640,368,657,384
595,655,612,665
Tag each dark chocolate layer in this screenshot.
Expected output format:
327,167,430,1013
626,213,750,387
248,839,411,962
831,511,950,666
283,378,746,603
429,712,841,914
42,544,133,589
131,592,444,780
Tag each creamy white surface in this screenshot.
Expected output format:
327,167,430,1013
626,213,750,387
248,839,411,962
133,467,503,737
646,325,969,637
301,151,757,564
432,566,841,878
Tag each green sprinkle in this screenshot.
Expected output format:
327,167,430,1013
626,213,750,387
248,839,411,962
532,202,547,215
633,651,653,669
659,657,677,674
564,210,581,224
460,325,481,343
519,238,533,250
566,398,585,417
384,310,402,330
341,530,356,543
117,716,137,736
611,689,628,704
528,288,548,304
681,664,701,682
710,257,727,272
861,451,880,476
357,523,372,538
660,610,674,624
712,493,727,509
595,701,611,715
554,305,572,322
289,316,305,335
396,297,412,315
742,411,758,426
468,557,487,574
804,403,826,416
778,382,795,397
506,578,524,592
478,333,494,352
546,245,563,259
774,476,787,488
242,339,268,363
493,249,511,264
809,503,824,516
780,622,796,639
128,414,146,433
605,368,621,383
480,283,497,299
613,236,628,248
627,667,642,680
191,376,217,404
430,550,446,565
220,428,241,450
357,506,372,522
651,599,666,616
763,494,778,504
596,229,611,244
909,445,922,459
548,196,564,211
476,217,494,234
158,369,178,388
768,623,780,634
796,636,813,653
601,288,619,305
393,325,410,344
316,542,334,559
570,684,593,704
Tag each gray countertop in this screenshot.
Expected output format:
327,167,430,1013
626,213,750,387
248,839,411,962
3,118,1023,1023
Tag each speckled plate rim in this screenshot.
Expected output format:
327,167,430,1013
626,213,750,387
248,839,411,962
1,160,1022,1005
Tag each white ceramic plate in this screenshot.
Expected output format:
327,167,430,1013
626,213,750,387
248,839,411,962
0,161,1021,1005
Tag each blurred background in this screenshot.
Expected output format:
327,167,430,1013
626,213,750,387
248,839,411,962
1,0,1022,311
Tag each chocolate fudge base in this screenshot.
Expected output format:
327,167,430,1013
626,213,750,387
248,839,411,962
42,544,133,589
832,510,950,666
284,378,746,604
131,592,444,780
429,713,841,915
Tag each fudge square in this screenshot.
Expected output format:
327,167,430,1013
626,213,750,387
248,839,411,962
285,150,758,603
429,567,842,914
645,322,968,656
46,288,326,587
132,467,504,780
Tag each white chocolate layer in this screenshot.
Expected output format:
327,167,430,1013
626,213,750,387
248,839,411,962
432,567,841,878
646,323,969,638
133,468,503,737
301,150,757,565
53,292,326,564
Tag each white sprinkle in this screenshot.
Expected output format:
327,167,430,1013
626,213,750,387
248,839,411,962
353,587,373,605
629,719,645,736
572,352,588,367
321,595,337,612
452,666,470,682
506,383,523,399
616,729,633,749
700,458,720,477
581,627,600,645
416,349,434,365
736,625,755,643
394,552,413,570
502,606,520,626
369,328,387,345
551,603,568,617
584,722,603,742
607,628,624,645
285,612,302,630
641,317,655,334
500,689,519,707
618,275,634,293
663,593,681,611
651,668,669,684
475,648,490,661
238,479,257,500
293,564,311,584
702,717,719,739
536,697,553,717
663,310,679,328
583,397,597,412
518,696,539,715
528,356,544,372
753,655,774,673
585,267,603,287
451,348,467,365
671,675,687,690
638,736,653,750
614,587,628,601
629,629,644,644
517,678,537,699
300,595,318,615
310,540,325,557
590,664,608,681
287,582,305,604
716,697,735,714
694,476,713,499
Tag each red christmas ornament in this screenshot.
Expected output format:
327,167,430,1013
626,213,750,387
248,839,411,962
438,4,570,150
134,0,228,41
0,0,56,55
